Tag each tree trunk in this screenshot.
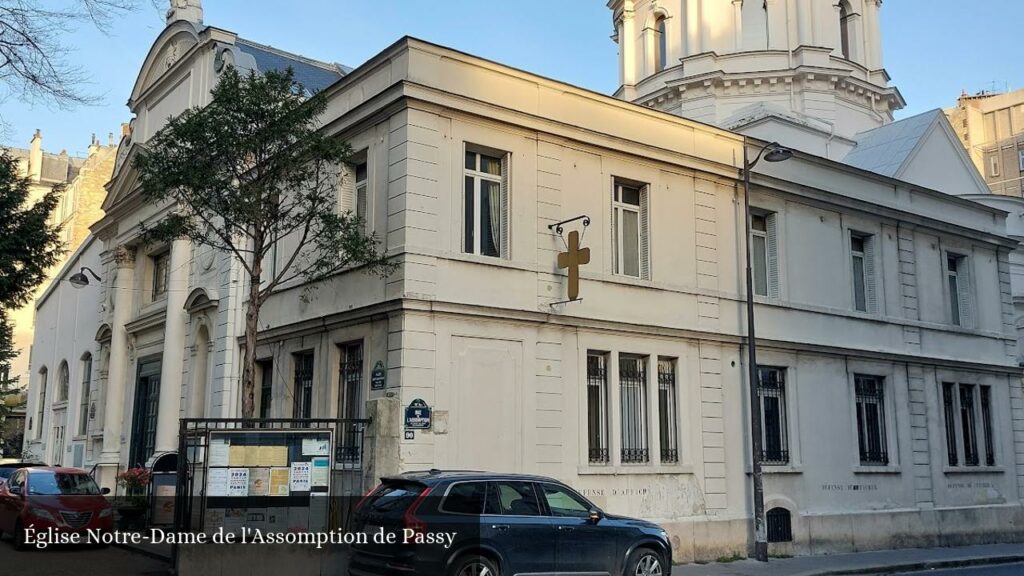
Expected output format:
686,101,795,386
240,259,263,419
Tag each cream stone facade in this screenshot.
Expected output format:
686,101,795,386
5,131,117,390
23,1,1024,563
946,88,1024,197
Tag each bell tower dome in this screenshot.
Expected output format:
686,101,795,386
609,0,904,158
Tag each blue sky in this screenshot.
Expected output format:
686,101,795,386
2,0,1021,155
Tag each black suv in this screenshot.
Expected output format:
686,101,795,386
349,470,671,576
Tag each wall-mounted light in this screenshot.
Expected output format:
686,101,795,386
69,267,102,289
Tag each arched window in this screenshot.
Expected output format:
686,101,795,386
36,367,47,438
79,353,92,436
766,507,793,543
654,16,668,72
839,1,852,59
57,361,69,402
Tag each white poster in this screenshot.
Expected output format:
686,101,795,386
290,462,311,492
302,438,330,456
207,468,229,497
228,468,249,497
209,438,230,467
310,457,329,487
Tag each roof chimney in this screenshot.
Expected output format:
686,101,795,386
29,129,42,182
166,0,202,25
88,133,99,155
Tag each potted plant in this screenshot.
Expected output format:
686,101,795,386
115,467,151,531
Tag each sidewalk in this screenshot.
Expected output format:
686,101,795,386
672,544,1024,576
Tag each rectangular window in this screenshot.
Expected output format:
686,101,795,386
989,155,1000,177
1018,150,1024,172
942,382,996,467
464,147,508,258
854,375,888,465
586,352,609,464
258,359,273,420
947,254,970,327
757,367,789,465
355,162,368,222
612,181,648,278
338,341,364,464
657,358,679,464
751,212,778,297
850,233,876,313
152,251,170,299
292,351,314,419
619,355,649,464
78,356,92,436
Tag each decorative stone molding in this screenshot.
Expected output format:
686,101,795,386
114,245,136,269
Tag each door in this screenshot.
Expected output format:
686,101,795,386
51,419,65,467
479,481,556,575
129,357,162,467
539,482,616,575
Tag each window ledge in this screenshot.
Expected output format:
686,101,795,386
51,401,69,409
853,465,902,475
578,464,694,476
943,466,1004,474
758,465,803,475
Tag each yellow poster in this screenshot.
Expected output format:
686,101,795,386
243,445,260,466
228,445,247,466
269,467,290,496
257,445,288,467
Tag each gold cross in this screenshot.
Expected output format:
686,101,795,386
557,230,590,301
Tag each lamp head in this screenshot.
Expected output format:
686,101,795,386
69,271,89,288
763,144,794,163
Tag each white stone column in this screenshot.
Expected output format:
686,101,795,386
685,0,701,56
98,246,135,487
732,0,743,51
863,0,883,69
154,239,191,455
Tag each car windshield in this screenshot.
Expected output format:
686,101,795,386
0,468,16,480
29,472,102,495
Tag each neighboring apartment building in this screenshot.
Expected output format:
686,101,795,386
5,130,117,390
946,88,1024,196
25,0,1024,562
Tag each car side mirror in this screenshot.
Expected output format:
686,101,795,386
101,487,111,495
588,509,602,524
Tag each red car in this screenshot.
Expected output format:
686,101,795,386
0,467,113,550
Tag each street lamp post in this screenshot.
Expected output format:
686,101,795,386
742,140,792,562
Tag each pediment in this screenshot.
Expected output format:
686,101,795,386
184,287,220,314
102,143,146,212
129,21,204,108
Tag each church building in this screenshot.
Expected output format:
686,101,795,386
25,0,1024,561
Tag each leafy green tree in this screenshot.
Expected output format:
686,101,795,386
0,150,63,418
134,67,392,418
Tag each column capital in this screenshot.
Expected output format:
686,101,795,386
114,245,136,269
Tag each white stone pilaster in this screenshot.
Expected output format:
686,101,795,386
622,1,638,88
98,245,134,487
154,239,191,454
796,0,813,46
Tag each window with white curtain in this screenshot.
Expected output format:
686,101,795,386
463,146,508,258
612,179,649,279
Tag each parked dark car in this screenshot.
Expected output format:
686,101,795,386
349,470,671,576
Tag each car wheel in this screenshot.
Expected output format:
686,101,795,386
626,547,664,576
13,520,28,551
450,554,500,576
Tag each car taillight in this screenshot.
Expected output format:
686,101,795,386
402,487,433,535
353,483,383,515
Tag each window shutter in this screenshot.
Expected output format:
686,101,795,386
500,154,510,259
339,163,355,214
640,184,651,280
767,213,780,298
958,256,973,328
864,235,878,313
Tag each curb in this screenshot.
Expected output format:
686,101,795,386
817,554,1024,575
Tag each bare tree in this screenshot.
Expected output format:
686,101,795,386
0,0,145,111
